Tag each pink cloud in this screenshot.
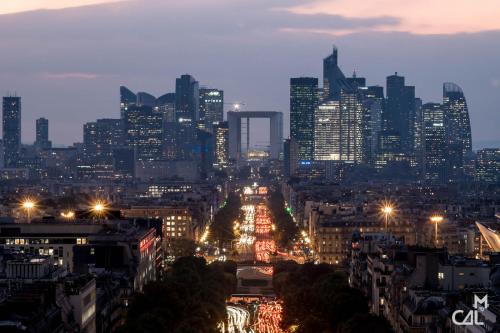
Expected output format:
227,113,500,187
284,0,500,35
42,72,101,80
0,0,128,15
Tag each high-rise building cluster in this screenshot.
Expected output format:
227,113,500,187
287,46,489,185
0,75,227,181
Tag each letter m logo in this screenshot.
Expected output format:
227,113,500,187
473,295,488,311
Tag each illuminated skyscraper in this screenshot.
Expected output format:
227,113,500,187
443,82,472,183
359,86,384,164
2,96,21,167
124,105,163,161
83,119,123,165
314,100,341,160
199,88,224,131
213,121,229,168
475,148,499,183
422,103,446,184
290,77,318,160
340,90,364,162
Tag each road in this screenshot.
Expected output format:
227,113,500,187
219,305,253,333
221,185,284,333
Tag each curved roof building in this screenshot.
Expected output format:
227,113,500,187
476,222,500,252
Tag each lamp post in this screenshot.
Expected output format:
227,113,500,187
430,215,444,247
22,199,36,222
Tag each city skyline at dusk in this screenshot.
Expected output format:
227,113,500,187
0,0,499,148
0,2,499,333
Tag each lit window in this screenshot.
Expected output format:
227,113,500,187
438,272,444,280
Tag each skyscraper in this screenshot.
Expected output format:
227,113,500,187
83,119,123,165
475,148,499,183
322,46,352,101
340,90,364,162
290,77,318,161
422,103,446,184
175,74,199,122
124,106,163,161
213,121,229,168
314,100,341,160
283,138,299,177
359,86,384,164
156,93,176,123
137,92,156,108
120,86,137,119
384,73,416,153
199,88,224,131
443,82,472,183
2,96,21,167
175,75,200,160
35,117,51,149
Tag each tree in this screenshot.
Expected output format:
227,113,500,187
166,238,197,258
209,193,241,249
123,256,237,333
273,261,380,332
268,190,298,248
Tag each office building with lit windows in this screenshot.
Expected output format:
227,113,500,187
475,148,499,183
213,121,229,168
314,100,341,160
2,96,21,167
290,77,318,160
83,119,123,165
422,102,446,184
123,105,163,161
199,88,223,131
340,90,364,163
443,82,472,183
359,85,384,164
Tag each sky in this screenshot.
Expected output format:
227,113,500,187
0,0,499,149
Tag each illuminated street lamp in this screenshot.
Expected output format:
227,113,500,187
430,215,444,246
91,200,107,219
22,199,36,222
60,211,75,220
381,204,394,235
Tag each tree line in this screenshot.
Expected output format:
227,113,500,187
209,193,241,250
268,190,299,248
273,261,394,333
121,257,237,333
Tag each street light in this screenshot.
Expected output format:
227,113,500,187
21,199,36,222
60,211,75,220
430,215,444,247
381,204,394,236
91,200,107,219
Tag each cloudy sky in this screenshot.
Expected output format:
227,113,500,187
1,0,499,148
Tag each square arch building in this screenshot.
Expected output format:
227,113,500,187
227,111,283,160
